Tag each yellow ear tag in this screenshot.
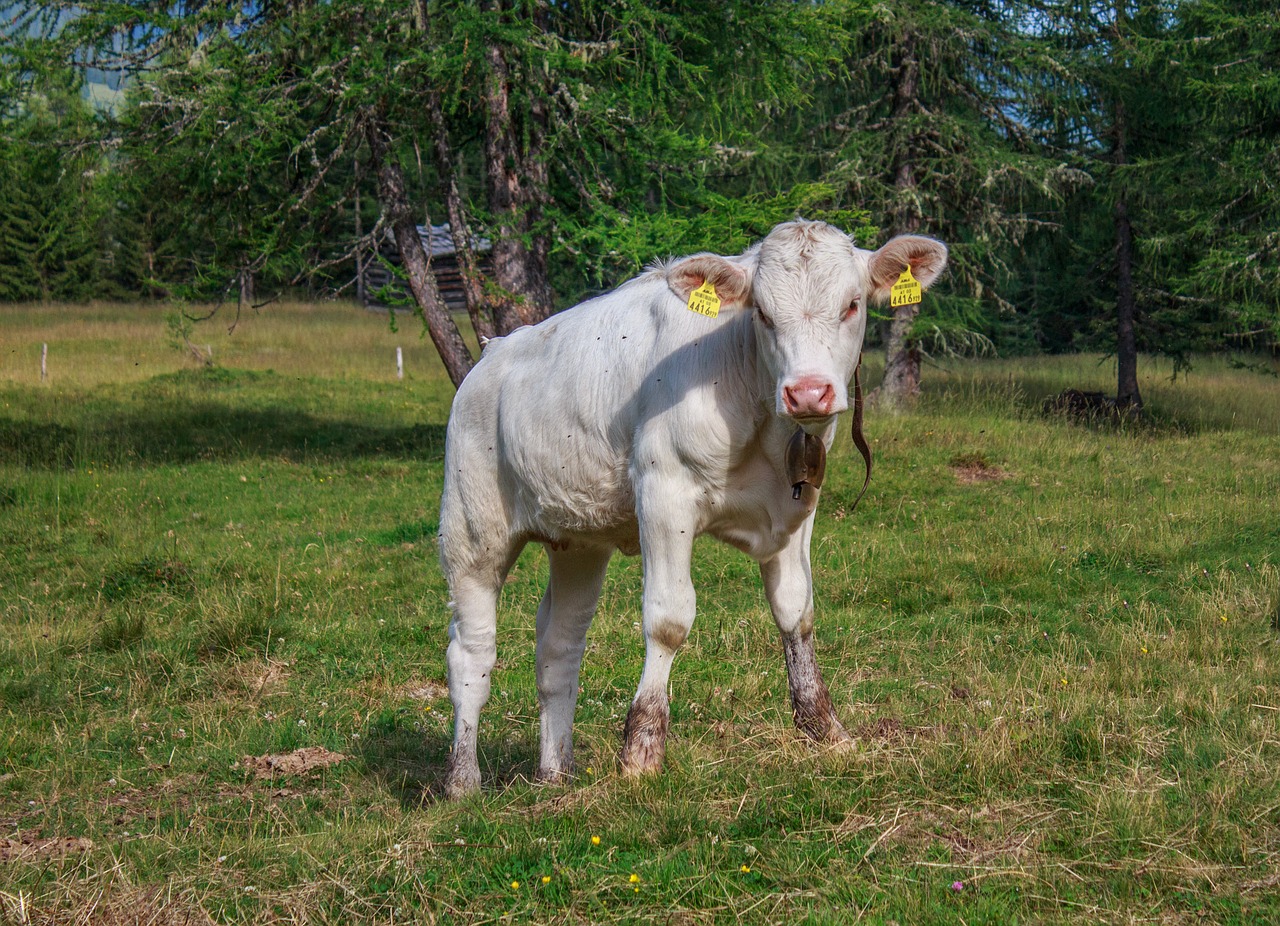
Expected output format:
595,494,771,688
687,280,721,318
890,266,922,308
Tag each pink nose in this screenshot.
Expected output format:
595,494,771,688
783,378,836,417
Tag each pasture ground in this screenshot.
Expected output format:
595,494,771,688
2,302,1279,925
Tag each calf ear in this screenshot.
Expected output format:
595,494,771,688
867,236,948,304
666,255,753,309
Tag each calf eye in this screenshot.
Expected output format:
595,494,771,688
843,299,860,321
757,308,775,330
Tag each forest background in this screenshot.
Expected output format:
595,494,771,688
1,0,1277,408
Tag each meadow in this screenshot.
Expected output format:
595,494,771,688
2,301,1279,925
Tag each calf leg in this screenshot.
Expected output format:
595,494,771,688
535,544,612,782
621,501,697,775
444,544,522,799
760,520,851,745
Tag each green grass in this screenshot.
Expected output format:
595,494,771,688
2,302,1279,924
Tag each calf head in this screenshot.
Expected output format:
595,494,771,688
667,220,948,428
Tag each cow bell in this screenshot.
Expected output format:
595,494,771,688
786,428,827,500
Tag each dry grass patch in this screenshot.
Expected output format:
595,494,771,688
855,717,945,741
13,885,215,926
216,658,293,700
0,836,93,863
831,800,1056,859
237,747,348,780
396,678,448,702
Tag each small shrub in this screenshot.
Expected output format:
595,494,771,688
201,600,282,657
0,678,39,706
100,557,193,600
1060,718,1103,765
96,612,148,652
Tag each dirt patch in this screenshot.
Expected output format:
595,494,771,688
238,746,348,779
220,658,292,698
0,834,93,862
398,678,449,702
950,459,1011,484
940,826,1041,862
249,660,292,697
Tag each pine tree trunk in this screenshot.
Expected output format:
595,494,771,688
1114,191,1142,410
354,183,366,306
876,34,924,412
880,310,923,404
238,267,254,311
364,111,474,388
483,3,553,333
1110,9,1143,412
524,73,555,316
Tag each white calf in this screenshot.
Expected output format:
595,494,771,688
439,220,947,797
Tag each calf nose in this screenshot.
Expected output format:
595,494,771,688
783,377,836,417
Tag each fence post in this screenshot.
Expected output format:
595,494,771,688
396,346,404,379
41,343,47,381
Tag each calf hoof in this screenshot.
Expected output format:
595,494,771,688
620,692,668,775
821,721,855,749
444,755,481,800
794,707,854,749
534,764,572,785
620,746,664,777
444,776,480,800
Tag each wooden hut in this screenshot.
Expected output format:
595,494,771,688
362,223,491,311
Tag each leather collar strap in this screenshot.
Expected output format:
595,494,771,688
848,357,873,512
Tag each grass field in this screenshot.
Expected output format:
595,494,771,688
2,302,1279,924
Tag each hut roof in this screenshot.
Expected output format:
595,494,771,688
418,223,492,258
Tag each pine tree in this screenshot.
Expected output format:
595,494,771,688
1142,0,1280,357
0,67,114,302
0,135,44,302
1027,0,1184,410
819,0,1079,410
